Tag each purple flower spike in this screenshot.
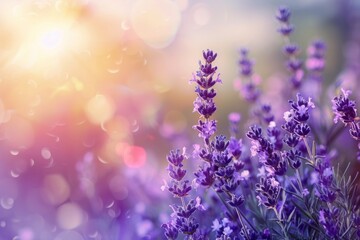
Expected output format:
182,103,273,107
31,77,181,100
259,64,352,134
228,137,242,159
283,44,299,55
228,194,245,208
247,125,263,140
175,217,199,235
194,165,215,187
239,48,254,76
306,40,326,72
168,180,192,198
276,6,305,89
212,135,229,152
167,164,186,181
256,177,282,208
162,223,179,240
278,25,294,36
228,112,241,137
332,89,357,124
203,50,217,63
276,6,291,22
167,149,185,167
283,93,314,138
350,123,360,141
194,119,217,141
236,48,261,103
319,208,340,238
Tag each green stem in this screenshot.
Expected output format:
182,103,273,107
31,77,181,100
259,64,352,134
181,197,193,240
235,208,251,240
303,137,315,165
295,169,304,196
273,207,290,240
214,190,257,238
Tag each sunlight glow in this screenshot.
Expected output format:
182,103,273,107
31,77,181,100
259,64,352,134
39,28,65,51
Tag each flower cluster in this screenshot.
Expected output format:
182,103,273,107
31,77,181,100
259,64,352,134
332,88,360,158
276,6,304,89
306,40,326,75
235,49,260,103
163,6,360,240
162,149,200,239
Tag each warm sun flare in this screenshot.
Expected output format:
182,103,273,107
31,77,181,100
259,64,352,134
38,27,65,51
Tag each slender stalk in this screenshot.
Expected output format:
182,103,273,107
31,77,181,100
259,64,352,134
214,190,257,238
273,207,290,240
303,137,315,165
181,197,194,240
295,169,304,196
235,208,251,240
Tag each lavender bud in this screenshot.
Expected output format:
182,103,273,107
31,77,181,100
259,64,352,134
276,6,291,22
332,89,357,124
162,223,179,240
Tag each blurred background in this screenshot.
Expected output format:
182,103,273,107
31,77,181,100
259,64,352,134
0,0,359,239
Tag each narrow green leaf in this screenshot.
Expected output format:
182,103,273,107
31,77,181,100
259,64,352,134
287,207,296,222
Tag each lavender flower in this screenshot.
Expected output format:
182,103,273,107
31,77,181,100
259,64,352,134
162,223,179,240
319,208,340,238
228,112,241,137
163,6,360,240
332,89,360,158
275,6,291,23
276,6,304,89
191,50,222,146
235,49,261,103
332,89,357,124
163,148,201,239
306,40,326,73
255,177,282,208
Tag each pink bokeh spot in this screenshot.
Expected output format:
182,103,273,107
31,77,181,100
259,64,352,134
119,144,147,168
19,228,34,240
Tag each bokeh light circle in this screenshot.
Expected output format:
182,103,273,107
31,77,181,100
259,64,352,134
124,145,146,168
131,0,181,48
56,203,84,230
54,230,84,240
42,174,70,206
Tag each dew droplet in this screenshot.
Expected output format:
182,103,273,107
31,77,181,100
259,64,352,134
0,221,6,227
97,156,108,164
47,133,60,142
30,158,35,166
131,120,140,133
88,231,99,238
10,170,20,178
10,150,19,156
1,197,14,210
41,147,52,160
105,200,115,209
107,205,121,219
